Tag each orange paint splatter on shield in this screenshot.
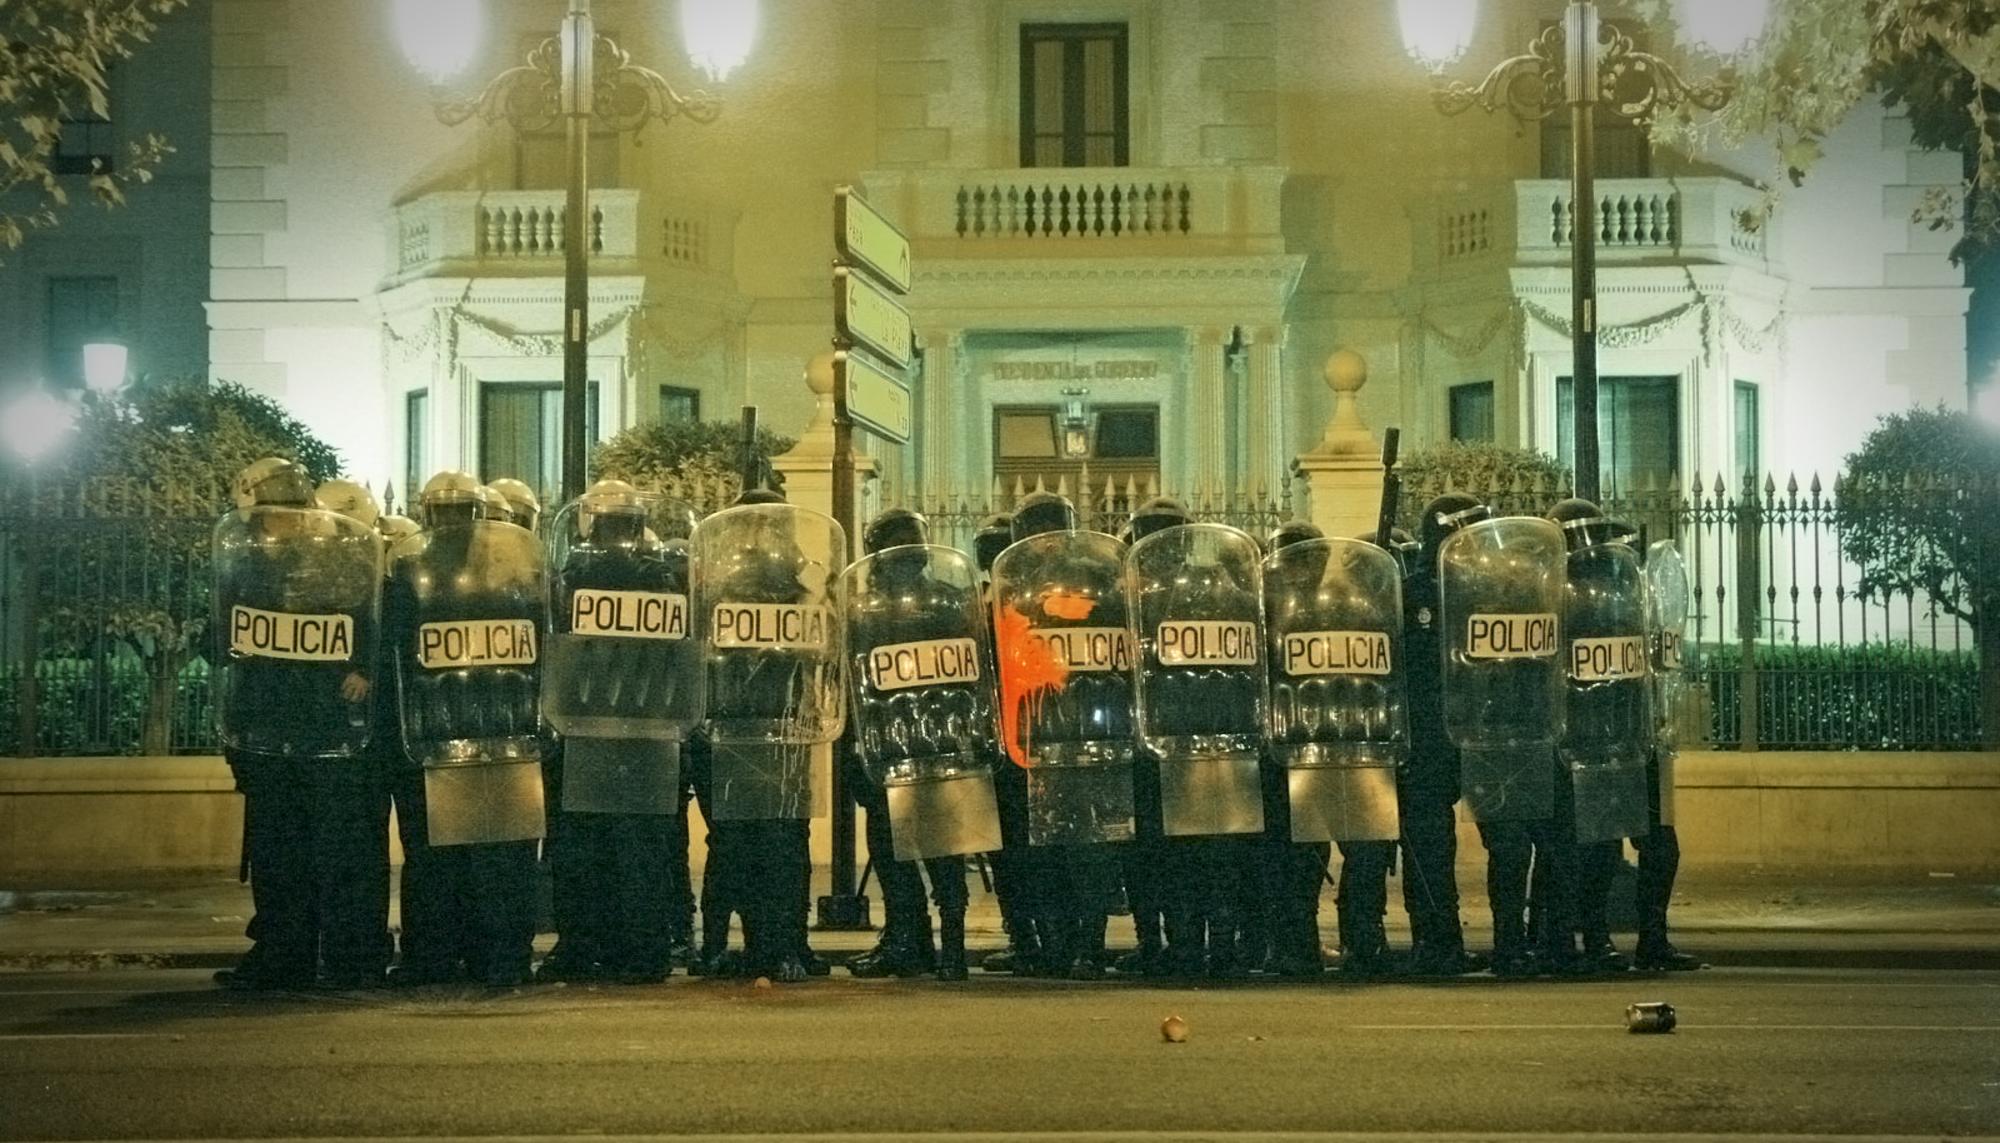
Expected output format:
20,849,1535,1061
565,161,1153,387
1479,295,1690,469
1042,590,1098,621
995,602,1069,769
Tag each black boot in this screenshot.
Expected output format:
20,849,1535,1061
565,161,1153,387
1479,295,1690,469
1069,914,1108,980
1581,931,1630,974
936,910,969,981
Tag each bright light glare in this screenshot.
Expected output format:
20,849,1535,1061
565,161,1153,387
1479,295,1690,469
1398,0,1479,69
682,0,757,82
1977,383,2000,429
2,389,79,465
82,341,128,396
393,0,483,84
1673,0,1771,56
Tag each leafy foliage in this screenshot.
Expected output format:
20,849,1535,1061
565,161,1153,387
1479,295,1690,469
1392,440,1573,531
0,0,190,261
1836,407,2000,635
592,418,795,510
1697,641,1983,749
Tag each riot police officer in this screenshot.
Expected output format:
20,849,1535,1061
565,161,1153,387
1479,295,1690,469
1635,537,1703,972
844,508,997,981
213,459,386,989
990,491,1135,980
1401,494,1486,976
692,488,846,983
973,513,1044,975
387,469,548,988
1118,497,1188,976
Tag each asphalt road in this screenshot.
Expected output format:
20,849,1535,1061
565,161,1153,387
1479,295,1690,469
1,967,1996,1141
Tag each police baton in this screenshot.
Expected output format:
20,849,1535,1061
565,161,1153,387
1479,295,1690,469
738,405,761,493
1374,427,1402,550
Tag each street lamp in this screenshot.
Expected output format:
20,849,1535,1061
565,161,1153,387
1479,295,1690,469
82,341,130,398
395,0,749,503
1402,0,1768,501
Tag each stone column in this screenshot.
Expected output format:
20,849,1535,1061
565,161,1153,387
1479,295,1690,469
917,327,961,499
1293,349,1386,540
1187,326,1230,496
771,350,879,530
1243,325,1284,493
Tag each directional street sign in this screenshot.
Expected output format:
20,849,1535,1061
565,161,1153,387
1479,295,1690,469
835,186,912,294
835,350,912,444
834,267,913,368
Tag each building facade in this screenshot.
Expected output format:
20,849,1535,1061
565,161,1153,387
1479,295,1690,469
6,0,1975,508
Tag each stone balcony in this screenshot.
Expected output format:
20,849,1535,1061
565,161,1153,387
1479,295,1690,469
858,165,1288,257
1426,176,1781,277
382,188,735,288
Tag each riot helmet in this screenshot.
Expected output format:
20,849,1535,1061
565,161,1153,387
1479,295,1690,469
1267,520,1324,553
487,478,542,532
863,507,929,554
1548,497,1620,551
315,479,380,528
1417,492,1491,565
476,484,513,524
732,487,787,508
579,479,647,546
1010,491,1076,542
376,514,420,543
418,470,483,529
232,457,314,511
1127,496,1190,545
973,513,1014,573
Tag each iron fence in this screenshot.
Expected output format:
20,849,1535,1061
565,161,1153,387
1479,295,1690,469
0,468,1989,756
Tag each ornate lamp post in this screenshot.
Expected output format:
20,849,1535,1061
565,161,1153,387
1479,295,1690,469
395,0,753,502
1400,0,1766,501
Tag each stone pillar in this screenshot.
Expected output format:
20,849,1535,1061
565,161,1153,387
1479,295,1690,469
1243,325,1284,493
1187,326,1230,495
918,327,961,498
771,350,879,530
1293,349,1386,540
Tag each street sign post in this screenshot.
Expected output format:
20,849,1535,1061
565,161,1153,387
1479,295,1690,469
821,185,916,932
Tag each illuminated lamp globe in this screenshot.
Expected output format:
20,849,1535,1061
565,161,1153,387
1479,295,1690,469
393,0,484,84
1398,0,1479,70
682,0,757,82
1672,0,1770,57
3,388,79,465
82,341,128,396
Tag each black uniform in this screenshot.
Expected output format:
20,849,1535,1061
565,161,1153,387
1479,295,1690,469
1399,560,1470,973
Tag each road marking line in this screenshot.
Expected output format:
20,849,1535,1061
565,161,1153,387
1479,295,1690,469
0,1033,183,1041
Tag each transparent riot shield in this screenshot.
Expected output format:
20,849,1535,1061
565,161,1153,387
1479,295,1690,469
213,506,382,759
1646,539,1691,828
990,530,1137,847
692,503,846,820
1264,537,1407,843
391,520,548,845
1439,517,1567,822
1128,523,1267,838
841,545,1002,861
543,492,702,814
1559,540,1654,843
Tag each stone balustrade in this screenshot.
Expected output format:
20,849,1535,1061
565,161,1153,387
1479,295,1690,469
384,188,732,284
860,165,1288,254
1433,176,1778,272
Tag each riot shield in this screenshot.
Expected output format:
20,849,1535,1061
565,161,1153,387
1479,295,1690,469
1646,539,1691,827
1263,537,1408,843
391,519,548,845
213,506,382,759
841,544,1002,860
692,503,846,820
990,530,1137,846
1128,523,1267,838
1438,517,1566,822
1559,540,1654,843
543,491,702,814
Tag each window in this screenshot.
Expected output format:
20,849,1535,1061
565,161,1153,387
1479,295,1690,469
479,381,601,504
404,391,430,508
1556,376,1679,497
1539,21,1651,180
1020,23,1129,168
1093,408,1157,459
659,385,701,424
1449,382,1496,442
1735,381,1761,483
996,410,1059,459
46,276,119,387
55,102,115,175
